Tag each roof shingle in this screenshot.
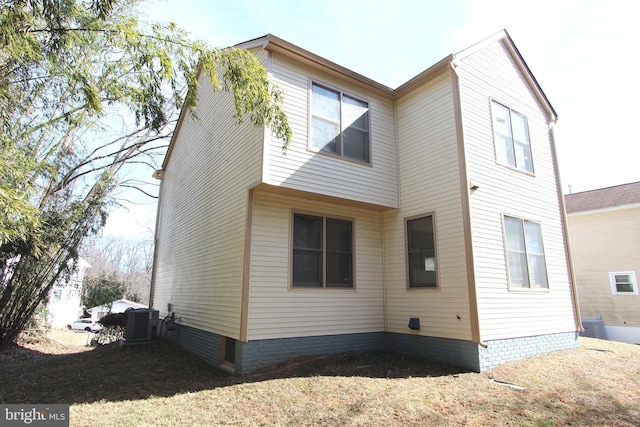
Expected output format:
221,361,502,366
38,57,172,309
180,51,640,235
565,181,640,213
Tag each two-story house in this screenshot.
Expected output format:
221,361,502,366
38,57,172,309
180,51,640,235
150,30,581,374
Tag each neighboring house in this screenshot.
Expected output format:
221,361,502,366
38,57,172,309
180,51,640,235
150,30,581,374
87,298,148,322
565,182,640,344
47,258,91,328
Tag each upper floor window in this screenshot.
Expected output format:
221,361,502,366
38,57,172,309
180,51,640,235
292,213,353,288
609,272,638,295
406,214,437,288
491,101,533,173
503,216,548,289
310,82,370,163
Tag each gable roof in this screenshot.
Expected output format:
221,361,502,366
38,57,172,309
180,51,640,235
236,30,553,110
565,181,640,214
158,30,556,174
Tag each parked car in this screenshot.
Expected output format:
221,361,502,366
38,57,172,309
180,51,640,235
67,319,103,332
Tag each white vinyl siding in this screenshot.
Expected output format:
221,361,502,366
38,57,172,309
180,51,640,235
568,206,640,328
384,70,472,340
264,53,398,209
152,68,263,340
457,39,575,340
247,191,384,340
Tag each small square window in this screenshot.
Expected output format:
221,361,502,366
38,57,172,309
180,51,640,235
609,272,638,295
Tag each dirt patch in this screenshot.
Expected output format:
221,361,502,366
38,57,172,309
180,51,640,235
1,332,639,426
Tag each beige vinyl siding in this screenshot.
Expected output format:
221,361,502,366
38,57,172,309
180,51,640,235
457,39,575,340
152,71,263,340
384,70,472,341
568,206,640,327
247,190,384,340
263,53,398,209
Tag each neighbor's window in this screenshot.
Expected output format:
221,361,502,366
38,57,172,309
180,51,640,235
609,272,638,295
311,82,370,163
503,216,548,289
406,215,437,288
492,100,533,173
292,213,353,288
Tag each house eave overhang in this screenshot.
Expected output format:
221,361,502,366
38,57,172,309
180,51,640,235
239,34,397,99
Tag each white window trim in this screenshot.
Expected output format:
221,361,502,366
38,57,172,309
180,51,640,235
609,271,638,295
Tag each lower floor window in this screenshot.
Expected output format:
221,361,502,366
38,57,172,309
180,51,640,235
292,213,353,288
406,214,437,288
609,272,638,294
503,216,548,289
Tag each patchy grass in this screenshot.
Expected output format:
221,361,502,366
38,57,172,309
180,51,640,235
1,330,639,426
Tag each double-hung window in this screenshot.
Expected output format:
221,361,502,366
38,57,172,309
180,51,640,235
492,100,534,173
609,272,638,295
406,215,438,288
292,213,353,288
503,216,548,289
310,82,370,163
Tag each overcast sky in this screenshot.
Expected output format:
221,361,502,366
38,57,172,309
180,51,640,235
104,0,640,236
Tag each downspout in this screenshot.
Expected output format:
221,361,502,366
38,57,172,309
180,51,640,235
148,169,165,312
549,123,583,332
450,58,486,347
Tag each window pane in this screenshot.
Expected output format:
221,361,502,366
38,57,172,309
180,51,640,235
528,254,548,288
615,275,634,292
508,252,529,287
326,252,352,287
293,249,322,286
326,219,352,252
293,214,323,287
293,214,322,250
512,112,533,173
524,221,543,254
326,219,352,287
343,128,369,162
312,84,340,122
408,216,434,251
311,118,339,153
492,102,514,166
524,221,547,287
504,217,529,287
511,112,529,143
407,216,437,288
343,96,368,129
505,217,525,252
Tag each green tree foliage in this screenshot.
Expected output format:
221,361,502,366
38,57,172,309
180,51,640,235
81,273,125,310
0,0,291,350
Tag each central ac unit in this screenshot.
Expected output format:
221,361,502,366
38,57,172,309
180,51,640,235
125,309,159,342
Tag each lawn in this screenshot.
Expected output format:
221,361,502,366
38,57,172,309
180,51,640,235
1,330,639,426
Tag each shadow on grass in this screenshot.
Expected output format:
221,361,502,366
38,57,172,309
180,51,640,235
0,340,466,405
